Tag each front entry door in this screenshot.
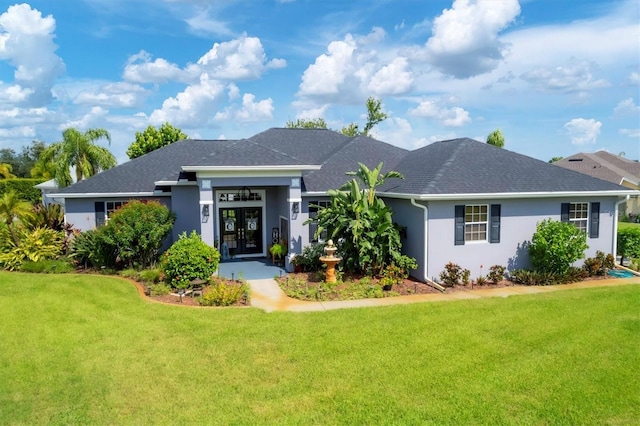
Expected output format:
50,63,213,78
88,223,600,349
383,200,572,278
220,207,262,255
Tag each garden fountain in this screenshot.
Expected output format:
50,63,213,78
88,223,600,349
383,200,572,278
319,239,342,283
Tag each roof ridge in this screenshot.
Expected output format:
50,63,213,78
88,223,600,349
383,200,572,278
583,152,639,183
424,139,469,192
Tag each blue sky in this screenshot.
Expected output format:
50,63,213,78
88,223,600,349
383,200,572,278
0,0,638,164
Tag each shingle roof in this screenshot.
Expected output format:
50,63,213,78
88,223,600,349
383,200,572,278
381,138,629,195
554,151,640,187
54,130,631,197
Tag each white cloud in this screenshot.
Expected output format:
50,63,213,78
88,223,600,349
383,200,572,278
60,106,109,130
0,84,33,103
216,93,273,122
520,60,610,93
619,128,640,138
613,98,640,116
628,72,640,85
184,8,233,37
0,4,65,106
367,57,413,96
197,34,283,80
74,82,148,108
358,26,386,44
123,50,188,84
564,118,601,145
298,35,358,97
0,125,35,138
149,73,226,127
408,100,471,127
423,0,521,78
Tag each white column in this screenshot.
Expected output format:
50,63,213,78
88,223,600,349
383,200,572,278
199,179,215,246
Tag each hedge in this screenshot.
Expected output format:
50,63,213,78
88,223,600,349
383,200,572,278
0,179,46,204
617,227,640,259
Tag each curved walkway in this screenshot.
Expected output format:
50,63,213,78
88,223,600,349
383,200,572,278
248,277,639,313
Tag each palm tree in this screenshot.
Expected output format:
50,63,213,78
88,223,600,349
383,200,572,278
30,157,55,180
41,128,117,187
0,163,16,179
0,190,33,244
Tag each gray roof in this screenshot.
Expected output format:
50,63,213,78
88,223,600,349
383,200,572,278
381,138,630,195
54,129,631,197
554,151,640,187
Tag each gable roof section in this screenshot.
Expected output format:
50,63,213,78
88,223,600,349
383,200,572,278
302,134,408,192
381,138,630,197
555,151,640,187
54,139,231,195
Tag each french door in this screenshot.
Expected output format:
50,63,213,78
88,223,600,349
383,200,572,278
219,207,262,255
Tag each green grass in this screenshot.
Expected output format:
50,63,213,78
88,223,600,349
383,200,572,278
619,221,640,230
1,272,639,425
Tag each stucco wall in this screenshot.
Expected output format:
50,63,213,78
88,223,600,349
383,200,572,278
384,198,427,281
425,197,619,280
65,196,172,232
171,185,200,242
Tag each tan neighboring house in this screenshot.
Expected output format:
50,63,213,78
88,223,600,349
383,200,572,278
555,151,640,217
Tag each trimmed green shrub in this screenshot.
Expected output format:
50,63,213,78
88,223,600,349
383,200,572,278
99,200,175,269
439,262,463,287
291,243,324,272
149,283,171,296
0,178,45,204
199,278,248,306
0,227,64,271
161,231,220,289
617,227,640,260
20,259,74,273
529,219,588,274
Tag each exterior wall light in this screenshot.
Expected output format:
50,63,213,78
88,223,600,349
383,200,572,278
201,204,210,222
292,202,299,214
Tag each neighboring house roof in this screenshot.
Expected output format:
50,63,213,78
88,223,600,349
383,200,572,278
52,129,632,198
554,151,640,187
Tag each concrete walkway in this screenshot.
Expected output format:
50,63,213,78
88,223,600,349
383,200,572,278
248,277,639,313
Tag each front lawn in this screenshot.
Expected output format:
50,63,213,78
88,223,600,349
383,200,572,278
1,272,639,424
619,221,640,230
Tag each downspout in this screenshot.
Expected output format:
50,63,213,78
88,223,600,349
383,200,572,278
613,195,630,260
411,199,445,292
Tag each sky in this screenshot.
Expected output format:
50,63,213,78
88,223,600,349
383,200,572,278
0,0,639,165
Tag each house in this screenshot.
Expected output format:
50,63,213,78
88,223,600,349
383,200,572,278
48,128,636,280
554,151,640,217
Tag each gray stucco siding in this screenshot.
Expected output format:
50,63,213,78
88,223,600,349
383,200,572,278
384,198,427,281
426,197,619,280
171,186,200,242
65,196,172,232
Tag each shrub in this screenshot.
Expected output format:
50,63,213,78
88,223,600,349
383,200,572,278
529,219,588,274
487,265,506,283
69,229,117,268
461,269,471,285
617,227,640,260
20,258,74,273
140,268,162,284
200,278,248,306
99,200,175,269
23,203,65,231
475,275,487,285
394,255,418,278
161,231,220,289
149,283,172,296
120,268,140,280
439,262,463,287
0,178,45,204
583,251,615,276
292,244,324,272
509,269,556,286
0,227,64,271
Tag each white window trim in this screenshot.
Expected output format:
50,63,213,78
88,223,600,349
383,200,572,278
464,204,489,243
569,201,589,235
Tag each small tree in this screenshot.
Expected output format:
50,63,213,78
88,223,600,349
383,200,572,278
486,129,505,148
529,219,588,274
126,123,188,160
99,200,175,268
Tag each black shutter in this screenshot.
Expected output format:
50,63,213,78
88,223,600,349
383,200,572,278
589,202,600,239
95,202,105,227
455,205,465,245
490,204,501,243
561,203,570,222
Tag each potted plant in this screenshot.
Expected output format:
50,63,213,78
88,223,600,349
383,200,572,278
269,241,287,265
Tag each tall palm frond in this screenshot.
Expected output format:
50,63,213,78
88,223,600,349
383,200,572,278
0,163,16,179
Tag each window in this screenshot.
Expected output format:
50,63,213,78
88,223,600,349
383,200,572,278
569,202,588,233
455,204,501,245
561,202,599,238
308,200,330,243
464,204,488,241
95,200,127,227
